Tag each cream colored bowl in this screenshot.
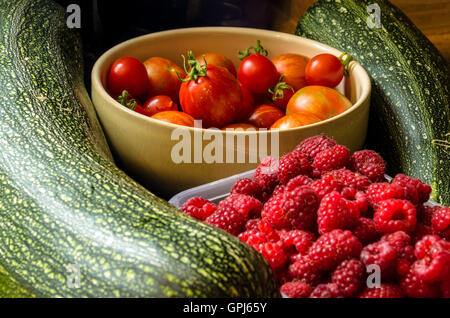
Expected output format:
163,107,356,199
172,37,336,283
91,27,371,198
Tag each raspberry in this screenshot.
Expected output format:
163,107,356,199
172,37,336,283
181,197,217,221
255,242,288,271
373,199,417,234
400,267,441,298
326,168,371,191
285,175,313,192
205,206,245,236
411,223,433,244
350,149,386,182
414,234,443,259
261,192,287,229
431,207,450,240
277,151,312,184
281,185,319,231
253,156,279,193
381,231,415,277
441,279,450,298
348,191,369,216
280,281,312,298
310,174,342,200
366,182,404,209
313,144,350,172
391,174,432,204
294,135,337,161
353,217,380,245
418,205,439,226
288,255,322,285
309,283,343,298
308,229,362,271
238,229,267,246
317,191,360,234
413,235,450,282
272,184,286,197
279,230,316,255
245,218,261,231
230,178,262,199
360,241,397,280
359,283,405,298
219,193,262,219
257,219,280,242
331,259,365,297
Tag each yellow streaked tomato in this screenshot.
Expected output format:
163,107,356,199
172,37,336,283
270,113,322,130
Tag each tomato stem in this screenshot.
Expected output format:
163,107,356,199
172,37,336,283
339,52,353,77
178,51,207,82
117,90,137,110
269,75,293,101
238,40,268,60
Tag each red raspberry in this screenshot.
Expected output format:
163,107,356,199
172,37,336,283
400,267,441,298
353,217,380,245
255,242,288,271
411,223,433,244
308,229,362,271
181,197,217,221
326,168,372,191
317,191,360,234
381,231,415,277
309,283,343,298
294,135,337,161
359,283,405,298
261,192,288,229
331,259,365,297
413,235,450,282
414,234,443,259
431,207,450,240
391,174,432,204
441,279,450,298
310,174,342,200
280,281,312,298
219,193,262,219
373,199,417,234
285,174,313,191
350,149,386,182
238,229,267,246
348,191,369,216
313,144,350,172
253,156,279,193
279,230,316,255
277,151,312,184
418,205,439,226
288,255,322,285
230,178,262,199
281,185,319,231
205,206,245,236
245,218,261,231
257,219,280,242
360,241,397,280
272,184,286,197
366,182,404,209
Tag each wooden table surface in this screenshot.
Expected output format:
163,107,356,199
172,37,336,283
270,0,450,65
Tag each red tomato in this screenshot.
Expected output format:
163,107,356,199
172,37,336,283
115,90,146,114
179,62,241,128
197,53,237,77
269,76,295,109
272,53,309,91
270,113,322,130
247,104,285,129
107,57,149,98
286,86,352,120
142,95,177,117
238,54,279,94
305,54,344,88
143,57,186,103
151,111,195,127
221,123,258,131
236,82,255,122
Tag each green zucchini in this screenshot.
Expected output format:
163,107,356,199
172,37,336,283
0,0,278,297
297,0,450,205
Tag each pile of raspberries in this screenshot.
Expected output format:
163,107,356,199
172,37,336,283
180,135,450,298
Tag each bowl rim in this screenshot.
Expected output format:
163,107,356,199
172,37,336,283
91,26,371,135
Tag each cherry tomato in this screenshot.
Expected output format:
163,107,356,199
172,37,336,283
143,57,186,103
142,95,177,117
286,86,352,120
151,111,195,127
238,54,279,94
247,104,285,129
268,76,295,109
272,53,309,92
270,113,322,130
221,123,258,131
107,57,149,98
179,52,242,128
305,53,344,88
197,53,237,77
115,90,147,115
235,82,255,122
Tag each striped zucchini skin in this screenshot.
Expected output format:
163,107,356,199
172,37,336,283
297,0,450,205
0,0,279,297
